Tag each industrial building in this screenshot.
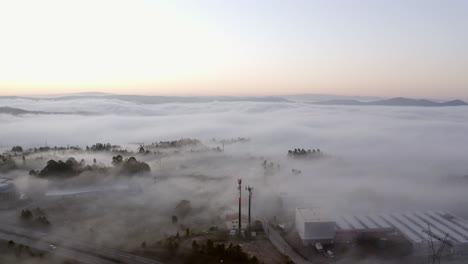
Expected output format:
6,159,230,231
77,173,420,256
296,208,468,256
295,208,336,245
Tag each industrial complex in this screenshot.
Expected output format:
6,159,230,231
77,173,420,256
296,208,468,257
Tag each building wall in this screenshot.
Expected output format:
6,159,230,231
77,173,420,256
295,209,306,239
303,221,336,245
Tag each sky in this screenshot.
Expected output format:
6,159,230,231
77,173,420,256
0,0,467,98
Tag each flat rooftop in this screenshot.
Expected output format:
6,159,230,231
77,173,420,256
296,207,332,222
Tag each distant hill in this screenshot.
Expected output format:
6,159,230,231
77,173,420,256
312,97,468,107
2,94,466,107
0,107,93,116
0,95,290,104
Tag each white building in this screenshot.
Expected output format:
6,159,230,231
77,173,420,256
295,208,336,245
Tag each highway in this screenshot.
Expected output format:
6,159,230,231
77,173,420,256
46,184,131,197
0,231,115,264
262,219,311,264
0,224,162,264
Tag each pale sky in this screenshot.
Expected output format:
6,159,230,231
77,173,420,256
0,0,467,98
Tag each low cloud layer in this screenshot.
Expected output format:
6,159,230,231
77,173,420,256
1,97,468,250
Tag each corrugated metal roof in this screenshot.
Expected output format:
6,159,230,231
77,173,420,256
379,214,425,243
334,211,468,245
335,216,352,230
426,211,468,241
437,211,468,233
414,212,467,243
354,215,379,229
343,215,366,229
367,214,392,229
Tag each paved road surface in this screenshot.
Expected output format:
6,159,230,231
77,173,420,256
262,219,311,264
0,224,162,264
0,232,115,264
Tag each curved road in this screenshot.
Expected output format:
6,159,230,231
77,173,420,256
262,219,311,264
0,224,162,264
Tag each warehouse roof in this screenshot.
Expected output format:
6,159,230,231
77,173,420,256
335,211,468,245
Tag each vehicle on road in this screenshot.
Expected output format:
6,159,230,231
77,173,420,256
315,242,323,252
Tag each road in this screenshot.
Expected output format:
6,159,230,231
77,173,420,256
262,219,311,264
0,224,162,264
0,231,115,264
46,184,131,197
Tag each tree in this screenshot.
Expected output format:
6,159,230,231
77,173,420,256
206,239,214,254
11,146,23,152
139,145,145,153
20,209,33,220
186,228,190,237
8,240,15,248
112,155,123,166
118,157,151,175
175,200,192,219
172,215,178,224
191,240,199,251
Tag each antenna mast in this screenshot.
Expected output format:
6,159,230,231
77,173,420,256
238,178,242,235
245,186,253,235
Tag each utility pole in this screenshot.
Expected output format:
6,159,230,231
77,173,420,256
246,186,253,236
423,225,453,264
238,178,242,235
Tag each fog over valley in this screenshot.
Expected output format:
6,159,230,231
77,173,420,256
1,95,468,264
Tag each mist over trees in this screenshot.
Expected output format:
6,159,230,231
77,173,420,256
0,154,16,172
11,146,23,152
1,98,468,263
28,155,150,178
287,148,322,159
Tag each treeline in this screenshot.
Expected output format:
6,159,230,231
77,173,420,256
287,148,323,159
146,138,201,149
188,240,260,264
29,156,150,178
145,235,260,264
211,137,251,145
0,154,16,172
10,145,81,154
7,143,127,155
19,208,50,227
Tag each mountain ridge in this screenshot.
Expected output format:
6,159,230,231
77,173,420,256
0,107,94,116
311,97,467,107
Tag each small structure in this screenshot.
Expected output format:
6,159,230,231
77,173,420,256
295,208,335,245
225,215,248,231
